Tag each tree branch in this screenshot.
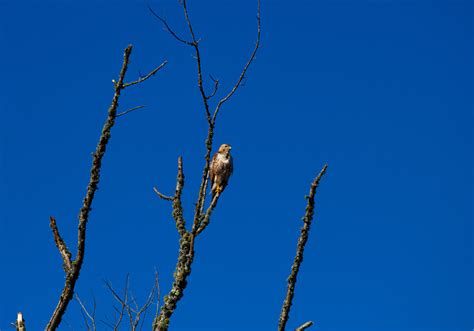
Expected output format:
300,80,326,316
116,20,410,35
46,45,165,331
153,187,174,201
195,191,220,235
49,216,72,272
212,0,261,123
151,1,261,330
206,74,219,99
295,321,314,331
147,0,194,46
278,164,328,331
75,294,97,331
171,157,186,237
117,105,145,118
152,232,195,331
122,60,167,88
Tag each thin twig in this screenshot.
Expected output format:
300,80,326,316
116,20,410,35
153,187,174,201
212,0,261,123
105,274,160,331
295,321,314,331
147,0,194,45
278,164,328,331
117,105,145,118
75,294,97,331
123,60,167,88
154,269,161,322
206,74,219,99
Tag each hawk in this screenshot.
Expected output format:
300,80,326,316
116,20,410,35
209,144,233,198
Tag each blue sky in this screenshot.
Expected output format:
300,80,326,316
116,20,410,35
0,0,472,330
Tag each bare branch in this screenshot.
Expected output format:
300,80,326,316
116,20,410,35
123,60,168,88
154,269,161,322
49,216,72,272
195,191,220,235
206,74,219,99
75,294,97,331
133,277,159,330
147,0,194,45
153,232,194,331
105,274,160,331
212,0,261,123
295,321,314,331
171,157,186,236
153,187,174,201
278,164,328,331
117,105,145,118
46,45,134,331
154,157,186,236
46,44,164,330
152,2,261,330
193,0,261,226
105,276,134,330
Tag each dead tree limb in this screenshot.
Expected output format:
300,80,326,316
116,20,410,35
149,1,260,330
278,164,328,331
45,45,167,331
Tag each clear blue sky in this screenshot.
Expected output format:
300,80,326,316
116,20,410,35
0,0,472,330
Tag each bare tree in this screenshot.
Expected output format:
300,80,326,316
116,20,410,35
14,2,329,330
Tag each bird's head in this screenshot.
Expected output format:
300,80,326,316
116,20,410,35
218,143,232,154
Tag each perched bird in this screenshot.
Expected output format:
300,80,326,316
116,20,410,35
209,144,233,198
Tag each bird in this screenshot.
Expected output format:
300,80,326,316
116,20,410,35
209,144,233,198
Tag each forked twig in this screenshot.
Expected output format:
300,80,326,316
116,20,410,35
75,294,97,331
105,274,160,331
122,60,168,88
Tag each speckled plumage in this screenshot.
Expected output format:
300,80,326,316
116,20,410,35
209,144,233,198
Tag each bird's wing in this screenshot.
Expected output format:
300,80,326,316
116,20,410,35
209,153,218,185
229,155,234,177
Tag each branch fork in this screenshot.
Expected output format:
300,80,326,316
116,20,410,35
149,1,261,329
45,45,166,331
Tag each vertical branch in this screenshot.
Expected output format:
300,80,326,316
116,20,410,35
171,157,186,236
278,165,328,331
46,46,167,331
152,232,195,331
149,1,261,330
193,0,261,230
46,45,133,331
